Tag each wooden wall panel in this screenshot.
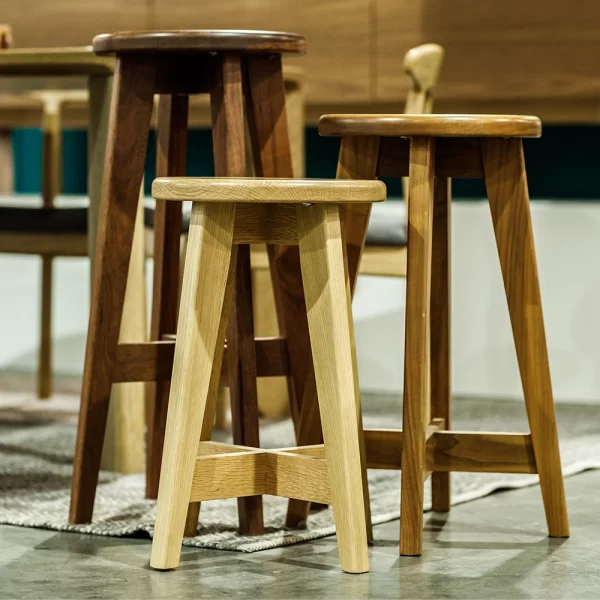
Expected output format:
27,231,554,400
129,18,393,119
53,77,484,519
154,0,371,103
3,1,151,47
376,0,600,104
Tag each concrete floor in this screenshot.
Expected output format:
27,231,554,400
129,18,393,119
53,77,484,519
1,470,599,600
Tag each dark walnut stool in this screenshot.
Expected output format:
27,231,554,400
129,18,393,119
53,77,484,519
69,31,312,537
293,114,570,555
149,177,386,574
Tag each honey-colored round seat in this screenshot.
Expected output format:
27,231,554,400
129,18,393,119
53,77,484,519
93,30,306,55
152,177,386,204
319,114,541,138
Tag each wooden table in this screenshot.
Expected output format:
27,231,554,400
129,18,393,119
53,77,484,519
0,47,147,473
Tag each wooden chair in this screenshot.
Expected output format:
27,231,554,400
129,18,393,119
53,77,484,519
0,25,94,398
69,31,316,540
318,113,569,555
149,176,386,574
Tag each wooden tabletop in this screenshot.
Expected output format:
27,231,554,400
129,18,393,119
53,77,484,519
0,47,115,76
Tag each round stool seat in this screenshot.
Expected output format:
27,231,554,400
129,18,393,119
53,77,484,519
319,114,542,138
93,30,306,55
152,177,386,204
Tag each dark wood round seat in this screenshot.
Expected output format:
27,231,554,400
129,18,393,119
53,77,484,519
93,30,306,55
319,114,542,138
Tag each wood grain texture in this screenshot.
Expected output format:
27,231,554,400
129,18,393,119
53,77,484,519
94,30,306,55
153,0,371,103
319,114,541,139
286,135,380,531
146,94,189,500
212,53,263,536
69,56,156,524
233,204,298,245
400,136,435,557
377,136,484,179
151,202,237,570
101,197,147,474
297,203,369,574
482,138,569,538
430,178,451,512
244,53,310,431
363,429,537,473
152,177,386,203
375,0,600,105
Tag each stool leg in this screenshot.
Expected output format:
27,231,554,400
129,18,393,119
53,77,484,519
210,54,263,535
146,94,188,500
69,57,156,524
297,203,369,575
400,136,435,556
151,202,237,570
481,138,569,537
430,177,451,512
286,135,379,533
245,54,312,430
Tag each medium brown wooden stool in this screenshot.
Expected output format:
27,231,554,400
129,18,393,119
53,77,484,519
69,31,313,535
149,176,385,574
304,113,568,555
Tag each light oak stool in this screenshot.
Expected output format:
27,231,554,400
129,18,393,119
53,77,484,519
309,114,569,556
69,31,312,535
149,177,386,574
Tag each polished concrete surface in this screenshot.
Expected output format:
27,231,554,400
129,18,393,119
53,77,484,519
1,470,599,599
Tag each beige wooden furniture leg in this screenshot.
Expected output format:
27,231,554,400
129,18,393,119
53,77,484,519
151,202,237,570
100,195,147,473
297,202,369,573
400,136,435,556
482,137,569,537
37,98,61,399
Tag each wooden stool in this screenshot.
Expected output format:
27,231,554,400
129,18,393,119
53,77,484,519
69,31,312,535
149,177,385,574
312,114,570,555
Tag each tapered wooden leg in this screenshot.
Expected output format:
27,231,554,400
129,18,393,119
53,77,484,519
286,135,379,534
146,94,189,500
430,177,451,512
245,54,312,431
482,138,569,538
400,136,435,556
151,202,237,570
69,57,156,524
211,54,263,535
297,203,369,574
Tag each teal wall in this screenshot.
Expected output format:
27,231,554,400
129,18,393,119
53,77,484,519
11,125,600,199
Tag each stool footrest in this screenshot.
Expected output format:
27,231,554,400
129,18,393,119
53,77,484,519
190,443,332,504
112,336,290,383
364,429,537,474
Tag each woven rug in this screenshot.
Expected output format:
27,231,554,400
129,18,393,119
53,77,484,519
0,392,598,552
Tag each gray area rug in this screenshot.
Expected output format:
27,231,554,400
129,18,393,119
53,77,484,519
0,393,598,552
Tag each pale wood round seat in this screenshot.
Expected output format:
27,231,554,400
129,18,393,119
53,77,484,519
152,177,386,204
93,31,306,55
319,114,542,138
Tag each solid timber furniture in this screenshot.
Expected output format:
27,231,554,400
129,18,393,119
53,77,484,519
313,113,569,555
150,176,386,574
69,31,313,538
0,45,148,474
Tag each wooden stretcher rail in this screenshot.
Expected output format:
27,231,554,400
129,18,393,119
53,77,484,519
113,336,290,382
